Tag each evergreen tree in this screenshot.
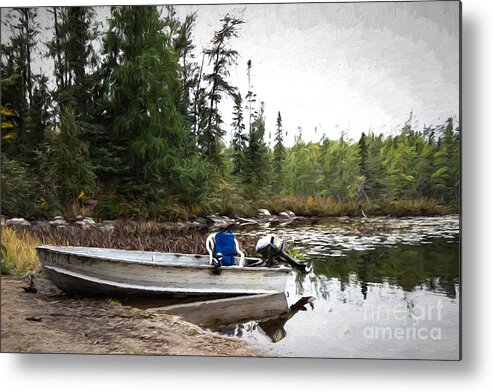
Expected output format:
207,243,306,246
245,59,257,133
41,108,97,214
201,14,244,164
243,102,271,196
273,112,285,174
101,6,189,203
94,5,218,217
319,134,360,202
231,93,247,178
283,134,323,197
272,111,286,191
1,8,49,163
364,133,386,199
46,6,99,116
163,6,199,132
430,118,460,202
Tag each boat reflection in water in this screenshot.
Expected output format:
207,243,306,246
216,295,316,343
256,296,315,342
149,292,315,343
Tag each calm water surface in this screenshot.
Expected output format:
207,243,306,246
219,215,460,359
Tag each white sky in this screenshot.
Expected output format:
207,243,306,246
1,1,460,146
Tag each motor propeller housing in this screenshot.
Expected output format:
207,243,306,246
255,235,308,272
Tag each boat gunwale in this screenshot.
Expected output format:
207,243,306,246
36,245,292,274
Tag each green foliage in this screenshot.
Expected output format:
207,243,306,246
1,8,49,164
101,6,190,202
0,155,45,218
243,102,271,198
41,108,97,214
272,111,285,191
283,135,323,197
231,93,247,177
163,6,200,130
0,6,459,220
201,14,244,164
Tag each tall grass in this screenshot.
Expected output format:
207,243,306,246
260,196,458,217
1,227,41,276
13,224,260,256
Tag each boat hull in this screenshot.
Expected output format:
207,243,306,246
37,246,291,297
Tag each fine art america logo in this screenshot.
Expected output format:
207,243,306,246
363,302,444,341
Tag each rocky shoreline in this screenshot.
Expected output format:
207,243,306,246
1,208,307,232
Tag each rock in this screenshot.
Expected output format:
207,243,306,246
74,217,96,229
187,221,206,229
98,220,116,232
194,217,208,225
1,216,7,226
35,220,51,227
206,215,235,229
74,220,87,228
257,209,271,218
284,210,296,218
83,217,96,225
237,217,259,226
6,218,31,226
49,217,68,226
279,212,292,220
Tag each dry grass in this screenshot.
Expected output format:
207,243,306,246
261,196,458,217
12,224,259,257
1,227,41,276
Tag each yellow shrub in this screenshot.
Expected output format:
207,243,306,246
1,227,41,276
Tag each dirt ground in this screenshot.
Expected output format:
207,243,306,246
0,276,268,357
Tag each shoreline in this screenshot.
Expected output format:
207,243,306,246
0,275,271,357
2,207,460,232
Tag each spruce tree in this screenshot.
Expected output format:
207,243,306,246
243,102,271,196
1,8,49,163
101,5,189,203
41,108,97,214
163,6,199,133
46,7,99,115
231,93,247,178
201,14,244,164
273,111,286,182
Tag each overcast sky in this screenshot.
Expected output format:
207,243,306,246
1,1,460,146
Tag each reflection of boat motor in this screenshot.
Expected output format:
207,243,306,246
257,296,316,343
255,235,308,272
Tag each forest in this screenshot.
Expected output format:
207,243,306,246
1,6,460,221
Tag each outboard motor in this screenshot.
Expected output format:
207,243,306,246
255,235,308,272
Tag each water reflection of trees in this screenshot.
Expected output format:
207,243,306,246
312,237,459,298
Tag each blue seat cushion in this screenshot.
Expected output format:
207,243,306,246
214,231,237,266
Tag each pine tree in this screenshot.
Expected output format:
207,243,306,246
243,102,271,196
272,111,286,191
46,7,99,115
273,112,285,173
163,6,200,133
430,118,460,202
245,59,257,134
283,135,323,197
201,14,244,164
42,108,97,213
1,8,49,163
319,134,360,202
101,5,189,203
231,93,247,178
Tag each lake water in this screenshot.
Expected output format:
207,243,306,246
217,215,460,360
